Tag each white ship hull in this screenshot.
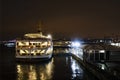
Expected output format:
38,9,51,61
16,53,52,61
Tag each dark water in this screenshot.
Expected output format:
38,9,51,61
1,47,99,80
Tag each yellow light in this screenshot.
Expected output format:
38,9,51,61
17,41,29,46
17,65,21,73
29,65,37,80
20,50,25,54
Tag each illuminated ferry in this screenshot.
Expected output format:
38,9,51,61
15,26,53,61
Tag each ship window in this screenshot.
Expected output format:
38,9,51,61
29,43,32,45
33,43,35,45
31,53,34,56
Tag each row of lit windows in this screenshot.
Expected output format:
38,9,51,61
16,41,52,48
17,48,52,56
17,41,51,46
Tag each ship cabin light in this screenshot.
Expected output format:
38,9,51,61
17,41,29,46
19,50,29,55
47,41,51,46
41,42,48,47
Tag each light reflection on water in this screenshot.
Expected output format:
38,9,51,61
15,48,98,80
53,47,83,60
2,46,119,80
71,48,83,60
16,48,84,80
70,57,83,79
16,59,54,80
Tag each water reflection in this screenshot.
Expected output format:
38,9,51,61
16,59,54,80
15,48,98,80
2,45,119,80
71,57,83,79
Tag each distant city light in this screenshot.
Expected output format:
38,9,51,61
99,50,105,53
4,42,15,47
100,40,103,42
111,42,120,47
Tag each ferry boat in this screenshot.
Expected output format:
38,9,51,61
15,25,53,61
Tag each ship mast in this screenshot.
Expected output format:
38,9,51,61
38,21,43,36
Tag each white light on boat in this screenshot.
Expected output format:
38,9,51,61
47,34,52,39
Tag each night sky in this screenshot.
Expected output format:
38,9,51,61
1,0,120,40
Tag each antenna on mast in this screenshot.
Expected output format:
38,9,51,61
37,21,43,36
